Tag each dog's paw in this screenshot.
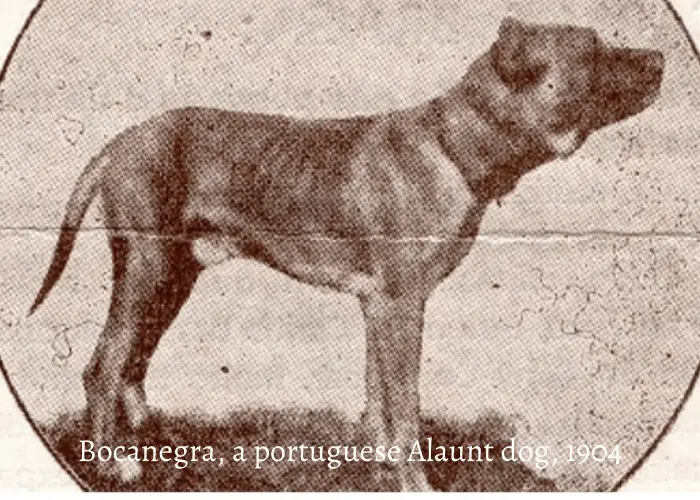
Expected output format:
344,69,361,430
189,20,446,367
399,464,433,492
117,459,142,484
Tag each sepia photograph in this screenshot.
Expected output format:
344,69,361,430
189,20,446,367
0,0,699,492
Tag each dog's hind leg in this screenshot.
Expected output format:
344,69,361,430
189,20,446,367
83,234,200,483
119,239,201,430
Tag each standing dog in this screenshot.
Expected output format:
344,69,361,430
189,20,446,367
30,18,663,491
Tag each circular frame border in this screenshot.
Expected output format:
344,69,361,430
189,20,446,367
0,0,698,492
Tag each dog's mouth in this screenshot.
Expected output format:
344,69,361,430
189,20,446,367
546,47,664,158
543,105,589,158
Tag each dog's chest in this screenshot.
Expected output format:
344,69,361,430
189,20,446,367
345,134,482,239
415,140,480,234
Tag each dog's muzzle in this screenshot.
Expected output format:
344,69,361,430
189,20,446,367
590,47,665,129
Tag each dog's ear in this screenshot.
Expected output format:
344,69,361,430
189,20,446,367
492,17,546,90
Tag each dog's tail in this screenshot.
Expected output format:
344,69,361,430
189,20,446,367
29,153,106,315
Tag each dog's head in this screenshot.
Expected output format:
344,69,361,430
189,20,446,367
488,17,664,158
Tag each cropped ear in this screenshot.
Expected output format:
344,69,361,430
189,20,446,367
491,17,546,90
499,17,525,38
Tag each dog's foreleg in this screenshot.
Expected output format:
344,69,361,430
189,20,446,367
361,291,431,492
360,296,389,448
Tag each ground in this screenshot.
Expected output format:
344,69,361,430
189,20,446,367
41,409,560,492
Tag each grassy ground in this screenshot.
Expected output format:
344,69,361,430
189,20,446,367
40,408,558,492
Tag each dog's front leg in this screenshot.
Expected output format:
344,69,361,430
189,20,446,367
360,308,389,447
361,291,431,492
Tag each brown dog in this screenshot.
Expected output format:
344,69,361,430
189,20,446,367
30,18,663,491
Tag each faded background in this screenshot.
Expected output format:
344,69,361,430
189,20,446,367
1,0,700,491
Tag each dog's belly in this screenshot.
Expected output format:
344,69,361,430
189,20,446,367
191,234,381,297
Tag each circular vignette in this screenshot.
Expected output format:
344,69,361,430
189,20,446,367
0,0,698,492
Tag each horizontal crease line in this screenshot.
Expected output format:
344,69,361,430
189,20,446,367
0,227,699,242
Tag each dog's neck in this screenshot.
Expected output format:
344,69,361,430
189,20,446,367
431,52,554,201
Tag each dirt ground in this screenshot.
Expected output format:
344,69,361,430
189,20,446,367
1,0,700,491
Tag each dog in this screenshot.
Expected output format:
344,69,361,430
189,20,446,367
29,18,663,491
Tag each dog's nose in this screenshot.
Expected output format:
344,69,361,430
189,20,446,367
645,50,665,92
636,49,665,89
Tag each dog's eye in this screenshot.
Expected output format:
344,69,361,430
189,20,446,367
511,63,548,90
